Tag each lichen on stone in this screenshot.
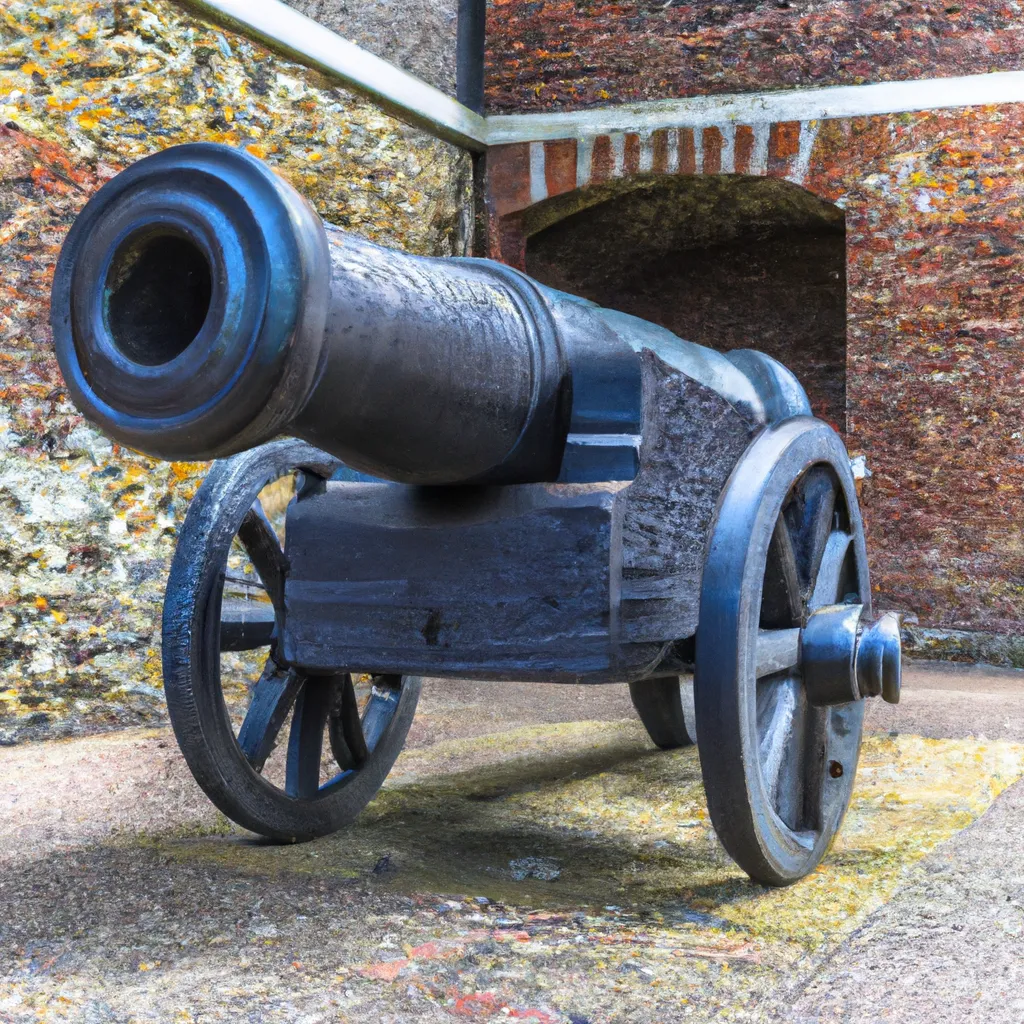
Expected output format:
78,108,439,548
0,0,471,742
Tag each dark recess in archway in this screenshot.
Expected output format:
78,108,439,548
525,175,847,430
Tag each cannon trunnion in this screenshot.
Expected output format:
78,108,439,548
51,143,902,886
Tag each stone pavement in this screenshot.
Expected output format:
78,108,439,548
1,665,1022,1023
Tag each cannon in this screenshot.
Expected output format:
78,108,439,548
51,143,901,886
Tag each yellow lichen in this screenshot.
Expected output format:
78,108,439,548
153,720,1024,955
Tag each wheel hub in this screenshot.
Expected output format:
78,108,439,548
802,606,902,707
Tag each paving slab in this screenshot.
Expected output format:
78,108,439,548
1,664,1022,1023
776,776,1024,1023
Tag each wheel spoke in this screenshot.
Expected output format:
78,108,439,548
809,531,853,611
285,677,333,799
801,709,829,833
362,675,403,752
237,663,302,771
757,676,798,807
679,676,698,746
757,482,848,840
761,516,802,627
755,628,801,678
237,498,288,613
224,571,266,590
766,679,811,833
328,674,369,771
220,599,276,651
786,467,837,601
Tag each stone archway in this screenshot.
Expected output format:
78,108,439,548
524,174,848,431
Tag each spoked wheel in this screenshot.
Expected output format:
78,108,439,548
163,438,421,841
629,676,697,749
695,417,898,886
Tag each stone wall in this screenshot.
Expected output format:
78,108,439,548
485,0,1024,113
282,0,458,94
0,0,471,743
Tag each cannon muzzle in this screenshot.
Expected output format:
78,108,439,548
52,143,574,484
52,143,807,484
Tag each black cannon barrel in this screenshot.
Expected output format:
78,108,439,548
51,143,573,484
52,142,806,485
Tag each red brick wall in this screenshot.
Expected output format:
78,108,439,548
833,108,1024,636
485,0,1024,113
485,104,1024,642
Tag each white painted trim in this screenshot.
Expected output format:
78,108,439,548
576,136,594,186
529,141,547,203
665,129,679,174
749,122,770,176
638,130,655,173
485,70,1024,145
183,0,487,150
610,132,626,177
719,123,736,174
788,120,821,185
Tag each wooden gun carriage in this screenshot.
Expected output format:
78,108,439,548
52,144,901,885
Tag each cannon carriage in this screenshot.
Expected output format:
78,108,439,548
51,143,900,886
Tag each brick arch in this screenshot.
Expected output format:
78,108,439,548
484,120,821,266
486,146,848,432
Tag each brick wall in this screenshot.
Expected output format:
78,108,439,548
485,0,1024,113
486,105,1024,654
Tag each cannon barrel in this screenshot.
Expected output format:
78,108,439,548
51,143,806,484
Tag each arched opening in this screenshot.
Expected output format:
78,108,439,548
525,175,847,430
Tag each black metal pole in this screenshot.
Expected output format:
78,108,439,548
456,0,486,113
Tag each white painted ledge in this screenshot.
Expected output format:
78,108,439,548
183,0,487,151
486,71,1024,144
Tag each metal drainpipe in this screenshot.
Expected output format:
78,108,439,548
457,0,486,114
457,0,488,255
